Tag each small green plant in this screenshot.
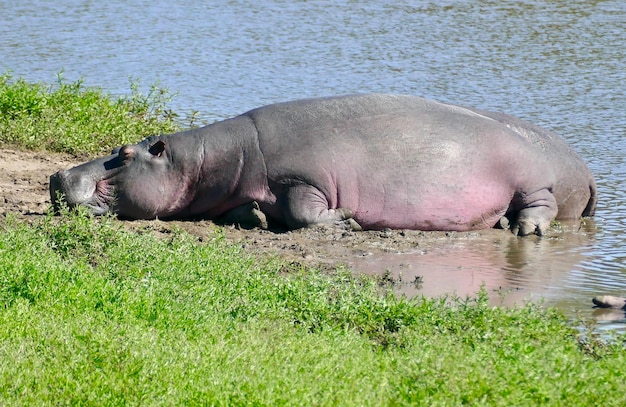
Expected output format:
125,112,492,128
0,72,180,156
0,75,46,119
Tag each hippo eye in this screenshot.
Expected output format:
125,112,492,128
148,141,166,157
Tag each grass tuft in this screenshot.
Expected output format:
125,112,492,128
0,72,181,156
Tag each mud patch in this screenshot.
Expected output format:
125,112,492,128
0,148,77,216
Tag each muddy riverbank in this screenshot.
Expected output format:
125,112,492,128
2,148,610,321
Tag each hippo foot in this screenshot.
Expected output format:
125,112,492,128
506,189,559,236
511,215,550,236
498,216,510,230
217,201,268,229
309,207,357,228
511,204,558,236
499,212,548,236
592,295,626,310
281,184,359,229
334,217,363,232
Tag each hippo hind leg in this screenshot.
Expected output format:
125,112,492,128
281,184,356,230
508,188,558,236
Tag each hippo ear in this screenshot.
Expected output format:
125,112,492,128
148,140,166,157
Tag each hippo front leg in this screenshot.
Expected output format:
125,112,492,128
280,184,357,230
510,188,559,236
217,201,268,229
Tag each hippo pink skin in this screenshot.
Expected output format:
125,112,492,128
49,94,597,236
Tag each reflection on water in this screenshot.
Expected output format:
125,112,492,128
351,225,593,302
1,0,625,328
350,222,626,331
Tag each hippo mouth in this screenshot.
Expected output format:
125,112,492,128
89,180,116,214
50,170,116,215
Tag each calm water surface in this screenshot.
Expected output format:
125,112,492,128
2,0,625,329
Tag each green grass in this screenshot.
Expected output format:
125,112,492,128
0,72,181,156
1,76,626,405
1,211,626,406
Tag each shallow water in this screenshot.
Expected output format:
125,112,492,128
2,0,625,328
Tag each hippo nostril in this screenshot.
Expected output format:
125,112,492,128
50,169,84,210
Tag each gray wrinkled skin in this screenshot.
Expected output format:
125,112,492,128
50,94,597,236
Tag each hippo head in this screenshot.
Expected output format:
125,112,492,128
50,136,198,219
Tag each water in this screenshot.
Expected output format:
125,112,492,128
2,0,625,328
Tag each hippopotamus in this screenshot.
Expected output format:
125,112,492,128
592,296,626,310
49,94,596,235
